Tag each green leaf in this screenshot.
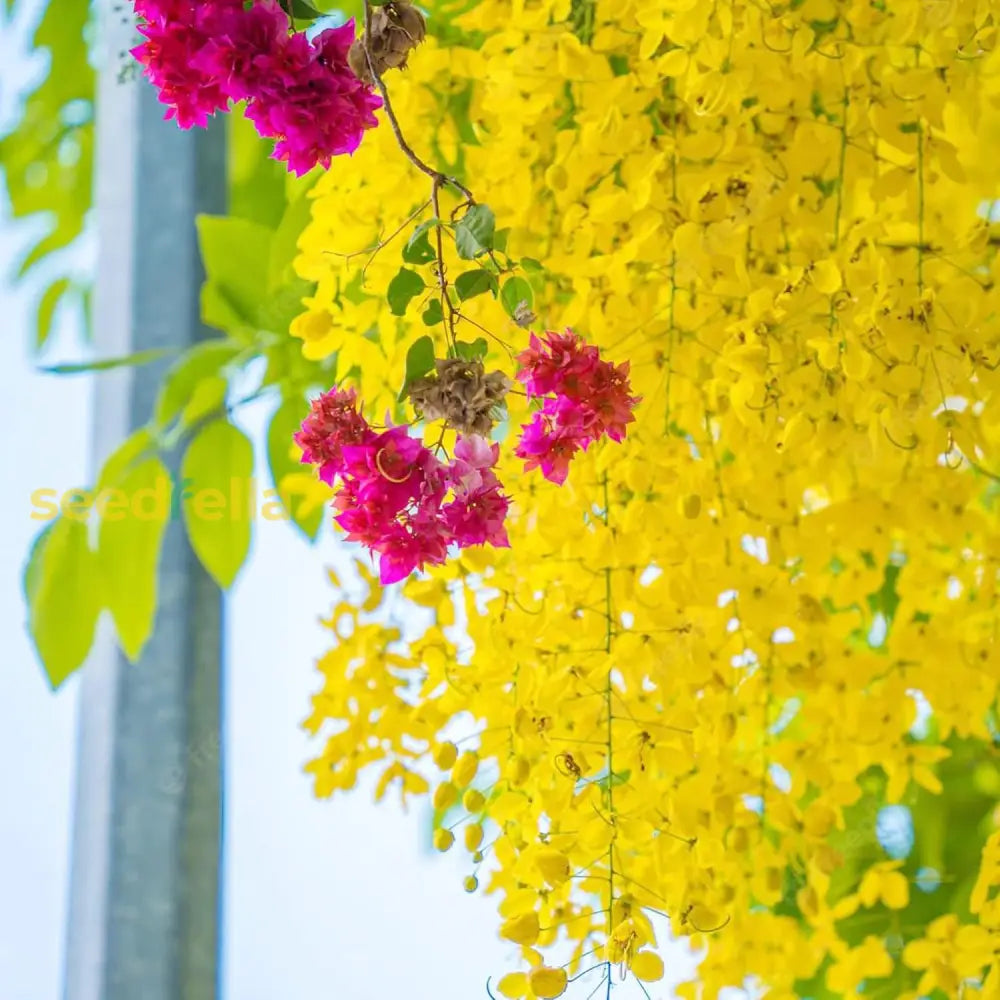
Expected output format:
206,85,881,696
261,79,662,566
387,267,426,316
288,0,326,18
181,421,254,588
25,517,102,689
97,428,157,491
268,189,313,287
520,257,544,273
422,300,444,326
196,215,272,329
97,456,170,661
493,228,509,253
455,338,488,361
454,204,496,260
402,228,437,265
23,523,56,607
266,396,323,542
36,277,71,350
256,276,314,335
179,376,229,437
38,347,176,375
154,340,242,429
501,276,534,317
599,768,632,790
455,269,497,301
398,335,436,400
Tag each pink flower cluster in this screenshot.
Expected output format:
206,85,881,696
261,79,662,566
296,388,510,584
132,0,381,175
514,330,641,485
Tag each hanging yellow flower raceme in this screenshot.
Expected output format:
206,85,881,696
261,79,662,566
295,0,1000,995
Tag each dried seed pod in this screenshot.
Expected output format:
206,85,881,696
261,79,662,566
348,1,427,85
512,301,536,328
408,358,511,436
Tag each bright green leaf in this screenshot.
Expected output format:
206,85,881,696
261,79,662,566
97,456,170,661
455,269,497,301
196,215,272,328
181,421,254,588
454,204,496,260
266,396,323,542
501,276,534,317
25,516,102,689
399,334,436,400
402,228,437,265
36,277,70,350
268,190,313,287
23,523,56,607
387,267,426,316
175,377,229,442
289,0,326,18
422,300,444,326
97,428,157,492
520,257,544,272
38,347,176,375
155,340,242,429
455,338,488,361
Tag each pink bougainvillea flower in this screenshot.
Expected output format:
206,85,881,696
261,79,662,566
515,329,601,398
375,515,452,585
297,403,510,582
515,401,590,486
448,434,502,493
443,485,510,548
294,386,374,485
514,329,640,484
131,1,242,128
131,2,381,174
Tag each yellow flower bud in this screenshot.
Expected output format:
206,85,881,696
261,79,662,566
528,966,567,999
463,874,478,893
500,911,540,946
472,850,484,863
631,951,665,983
464,822,484,851
433,781,457,811
433,741,458,770
452,750,479,788
433,828,455,852
463,788,486,812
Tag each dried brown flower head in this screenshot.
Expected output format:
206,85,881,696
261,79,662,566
348,1,427,86
408,358,510,436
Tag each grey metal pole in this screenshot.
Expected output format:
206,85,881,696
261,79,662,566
63,4,226,1000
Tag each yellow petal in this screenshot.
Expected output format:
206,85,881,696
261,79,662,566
631,951,665,983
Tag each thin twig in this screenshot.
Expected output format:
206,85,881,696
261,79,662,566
431,178,459,350
362,1,473,200
323,197,432,271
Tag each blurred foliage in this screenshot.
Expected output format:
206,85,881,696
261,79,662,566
0,0,94,348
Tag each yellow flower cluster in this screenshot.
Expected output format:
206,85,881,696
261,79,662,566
295,1,1000,995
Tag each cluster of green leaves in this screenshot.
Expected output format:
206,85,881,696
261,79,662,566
22,114,335,688
0,0,94,349
389,199,543,398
